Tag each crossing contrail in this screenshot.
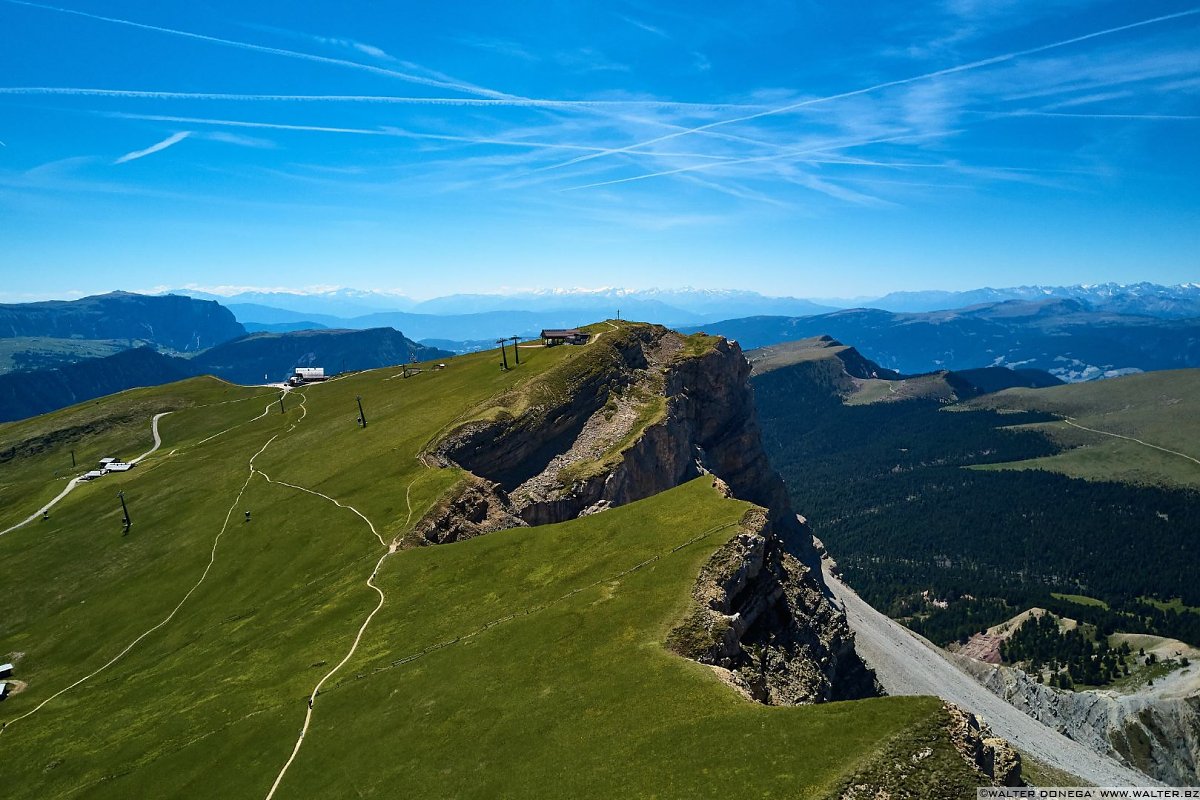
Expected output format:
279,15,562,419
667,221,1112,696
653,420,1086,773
102,112,741,159
2,0,516,100
561,131,944,191
0,86,765,112
537,7,1200,175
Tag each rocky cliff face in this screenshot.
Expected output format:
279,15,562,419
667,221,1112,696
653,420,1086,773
954,654,1199,785
944,702,1024,786
666,508,877,703
421,323,878,703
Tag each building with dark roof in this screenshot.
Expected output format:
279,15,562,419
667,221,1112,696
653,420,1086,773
540,328,590,346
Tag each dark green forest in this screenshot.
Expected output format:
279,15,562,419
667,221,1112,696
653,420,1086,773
753,366,1200,647
1001,613,1133,689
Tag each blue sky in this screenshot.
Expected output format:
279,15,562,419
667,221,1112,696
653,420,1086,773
1,0,1197,301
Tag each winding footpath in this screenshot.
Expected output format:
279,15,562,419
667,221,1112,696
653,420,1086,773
823,565,1157,787
196,392,284,446
1063,417,1200,467
0,411,172,539
0,392,290,735
260,474,413,800
0,435,278,735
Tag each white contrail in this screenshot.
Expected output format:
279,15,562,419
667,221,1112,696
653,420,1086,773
560,131,946,191
537,7,1200,174
2,0,515,100
1006,110,1200,120
114,130,190,163
0,86,765,112
102,112,740,159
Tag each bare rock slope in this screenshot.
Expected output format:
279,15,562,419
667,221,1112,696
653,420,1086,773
956,655,1200,785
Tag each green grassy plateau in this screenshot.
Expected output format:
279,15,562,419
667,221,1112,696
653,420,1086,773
1,326,946,798
965,369,1200,488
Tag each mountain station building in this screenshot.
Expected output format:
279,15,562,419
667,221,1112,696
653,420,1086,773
540,329,590,346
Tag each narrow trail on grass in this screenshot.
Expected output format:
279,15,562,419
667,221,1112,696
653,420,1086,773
1063,417,1200,467
196,391,285,446
48,506,736,796
0,411,172,539
320,519,741,693
260,474,417,800
0,435,279,736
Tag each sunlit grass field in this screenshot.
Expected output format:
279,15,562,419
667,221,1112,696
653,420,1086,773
0,331,945,798
964,369,1200,488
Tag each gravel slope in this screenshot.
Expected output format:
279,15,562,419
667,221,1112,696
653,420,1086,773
823,565,1159,787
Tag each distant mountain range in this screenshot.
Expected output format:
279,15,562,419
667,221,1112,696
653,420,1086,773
175,288,418,318
167,287,838,329
221,304,608,341
685,299,1200,381
165,282,1200,326
865,282,1200,317
2,284,1197,421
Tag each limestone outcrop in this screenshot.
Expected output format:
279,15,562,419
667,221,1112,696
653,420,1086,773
945,702,1024,787
666,509,877,703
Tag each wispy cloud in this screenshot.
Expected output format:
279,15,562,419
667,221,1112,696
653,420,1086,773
555,48,631,73
534,7,1200,178
114,131,190,164
3,0,517,99
103,112,742,161
560,132,942,192
154,283,347,296
202,131,276,148
617,14,669,38
455,35,539,62
242,21,396,62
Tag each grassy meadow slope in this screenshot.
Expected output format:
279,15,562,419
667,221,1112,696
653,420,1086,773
965,369,1200,488
0,377,275,531
0,328,955,799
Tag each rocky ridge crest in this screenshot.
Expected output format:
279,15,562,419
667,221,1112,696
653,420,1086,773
417,322,877,703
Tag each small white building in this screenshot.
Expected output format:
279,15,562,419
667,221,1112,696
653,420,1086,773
80,470,105,481
288,367,328,386
0,663,12,678
0,681,8,699
106,462,133,473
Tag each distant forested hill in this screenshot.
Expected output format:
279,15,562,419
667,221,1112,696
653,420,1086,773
0,292,245,351
751,346,1200,647
191,327,453,383
0,347,199,422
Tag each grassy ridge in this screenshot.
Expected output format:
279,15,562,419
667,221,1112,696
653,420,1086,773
281,479,935,799
0,338,944,797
